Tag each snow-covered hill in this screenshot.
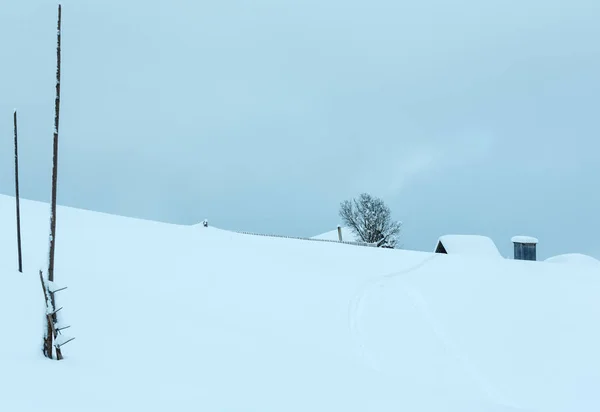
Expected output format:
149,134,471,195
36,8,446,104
1,194,599,412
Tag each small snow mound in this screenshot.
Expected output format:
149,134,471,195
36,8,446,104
511,235,539,244
545,253,600,266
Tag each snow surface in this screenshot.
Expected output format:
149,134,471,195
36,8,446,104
1,194,600,411
545,253,600,266
435,234,502,258
311,226,362,243
511,236,539,244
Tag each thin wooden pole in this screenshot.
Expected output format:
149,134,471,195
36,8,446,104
42,4,63,361
13,110,22,273
48,4,61,285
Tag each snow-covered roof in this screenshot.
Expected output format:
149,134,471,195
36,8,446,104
311,226,362,243
511,235,539,244
545,253,600,266
435,234,502,258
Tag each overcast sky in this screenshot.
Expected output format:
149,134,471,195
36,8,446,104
1,0,599,259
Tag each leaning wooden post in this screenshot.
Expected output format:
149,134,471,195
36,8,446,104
13,110,23,273
40,271,54,357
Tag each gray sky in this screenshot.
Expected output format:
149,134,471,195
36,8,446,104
1,0,599,259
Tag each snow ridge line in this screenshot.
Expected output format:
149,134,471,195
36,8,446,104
228,230,378,248
347,254,439,371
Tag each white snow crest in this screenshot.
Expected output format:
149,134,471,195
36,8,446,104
511,236,539,244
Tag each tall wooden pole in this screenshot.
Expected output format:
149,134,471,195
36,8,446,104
42,4,63,361
14,110,23,273
48,4,61,285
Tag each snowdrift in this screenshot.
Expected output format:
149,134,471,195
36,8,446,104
545,253,600,267
1,194,599,412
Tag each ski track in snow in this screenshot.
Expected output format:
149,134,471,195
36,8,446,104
404,287,530,411
347,254,438,371
348,255,530,411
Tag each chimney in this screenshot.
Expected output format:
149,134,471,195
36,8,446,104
511,236,538,261
337,225,343,242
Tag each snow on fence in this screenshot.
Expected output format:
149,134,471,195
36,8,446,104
230,230,378,248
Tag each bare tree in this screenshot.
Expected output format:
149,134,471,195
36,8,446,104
339,193,402,248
